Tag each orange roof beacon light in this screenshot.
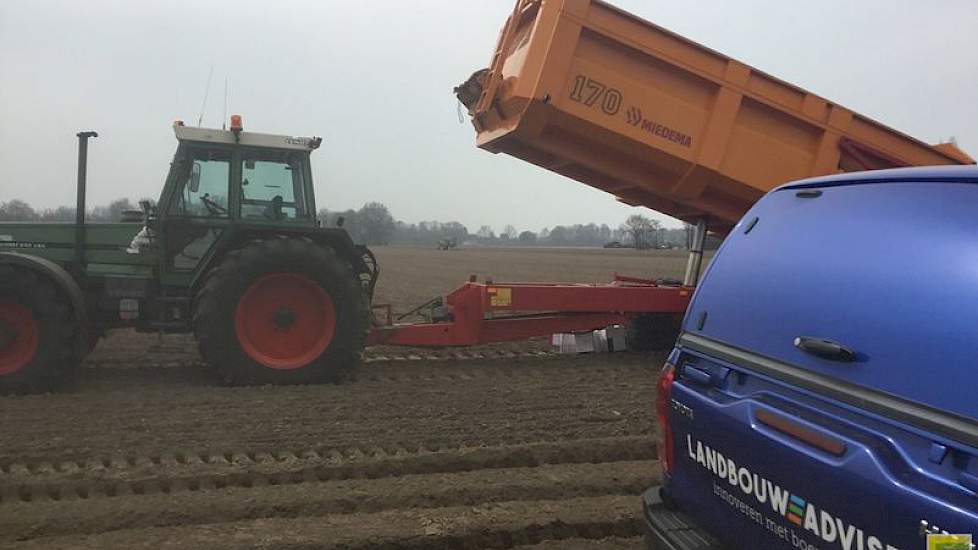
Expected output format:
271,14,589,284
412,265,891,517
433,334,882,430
230,114,243,142
173,120,185,127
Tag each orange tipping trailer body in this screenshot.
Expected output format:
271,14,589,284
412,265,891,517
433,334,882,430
459,0,974,233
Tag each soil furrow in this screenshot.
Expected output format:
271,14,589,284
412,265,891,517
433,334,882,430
83,349,562,371
0,355,657,460
0,460,659,542
70,360,652,389
3,494,645,550
0,437,655,503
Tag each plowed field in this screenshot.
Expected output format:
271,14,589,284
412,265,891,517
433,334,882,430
0,246,679,549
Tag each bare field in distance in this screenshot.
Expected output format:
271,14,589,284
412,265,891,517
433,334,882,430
372,245,696,312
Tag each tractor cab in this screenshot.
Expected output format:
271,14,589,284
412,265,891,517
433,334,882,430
153,118,324,277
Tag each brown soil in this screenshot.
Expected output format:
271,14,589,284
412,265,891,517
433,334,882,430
0,346,665,548
0,246,674,548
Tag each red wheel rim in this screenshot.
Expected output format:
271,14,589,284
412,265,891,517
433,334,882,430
234,273,336,370
0,300,38,376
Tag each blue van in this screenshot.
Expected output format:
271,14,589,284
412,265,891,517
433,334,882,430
644,166,978,549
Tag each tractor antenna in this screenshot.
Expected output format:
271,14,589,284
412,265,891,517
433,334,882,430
197,64,214,127
222,77,229,130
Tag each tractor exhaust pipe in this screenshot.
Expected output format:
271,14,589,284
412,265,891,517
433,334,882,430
74,131,98,271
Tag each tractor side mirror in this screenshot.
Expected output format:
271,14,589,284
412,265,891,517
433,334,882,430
189,162,202,193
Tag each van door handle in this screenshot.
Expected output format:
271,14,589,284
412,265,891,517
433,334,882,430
682,365,712,385
794,337,857,362
681,363,731,388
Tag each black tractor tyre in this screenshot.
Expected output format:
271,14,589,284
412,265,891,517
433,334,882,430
194,238,369,386
627,313,683,352
0,265,80,394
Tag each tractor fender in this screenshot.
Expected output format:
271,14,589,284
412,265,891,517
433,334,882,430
0,252,90,336
191,230,376,301
307,231,365,268
216,229,365,273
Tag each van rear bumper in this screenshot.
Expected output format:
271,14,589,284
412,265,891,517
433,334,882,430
642,487,724,550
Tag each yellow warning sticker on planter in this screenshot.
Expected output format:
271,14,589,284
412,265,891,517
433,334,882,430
928,534,973,550
489,287,512,307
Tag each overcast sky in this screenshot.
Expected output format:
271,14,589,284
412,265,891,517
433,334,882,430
1,0,975,233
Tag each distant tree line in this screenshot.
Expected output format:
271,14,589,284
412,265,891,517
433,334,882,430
1,198,699,249
316,204,694,249
0,198,145,223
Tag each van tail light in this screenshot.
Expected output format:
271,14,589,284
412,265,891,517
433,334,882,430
655,362,676,475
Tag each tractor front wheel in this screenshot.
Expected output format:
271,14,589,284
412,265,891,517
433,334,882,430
194,238,368,385
0,265,79,394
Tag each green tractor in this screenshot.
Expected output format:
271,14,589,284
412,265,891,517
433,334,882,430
0,117,377,393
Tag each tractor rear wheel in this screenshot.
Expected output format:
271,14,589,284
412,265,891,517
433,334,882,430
0,265,79,394
194,238,369,385
627,313,683,352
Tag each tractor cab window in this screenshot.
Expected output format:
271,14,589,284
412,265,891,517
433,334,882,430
239,151,308,221
168,150,231,218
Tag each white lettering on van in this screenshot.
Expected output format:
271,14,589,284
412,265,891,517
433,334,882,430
684,435,901,550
